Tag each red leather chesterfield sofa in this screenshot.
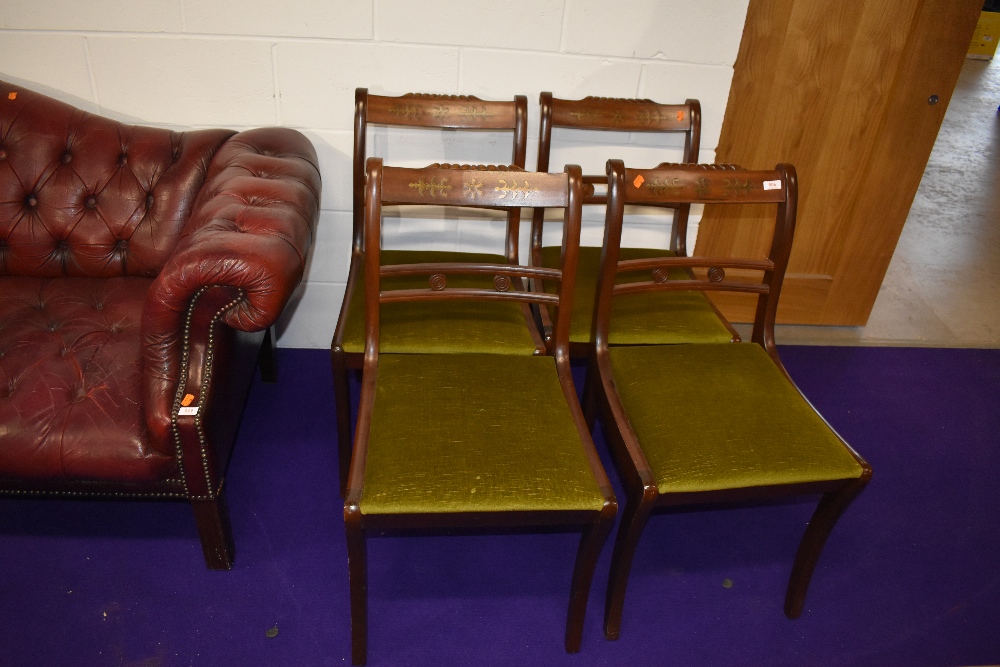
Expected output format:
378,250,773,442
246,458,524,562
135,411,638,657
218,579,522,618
0,80,321,569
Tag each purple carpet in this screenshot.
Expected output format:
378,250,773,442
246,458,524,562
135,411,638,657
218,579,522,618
2,346,998,666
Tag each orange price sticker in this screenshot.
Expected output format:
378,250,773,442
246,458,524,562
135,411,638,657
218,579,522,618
181,393,195,407
676,110,685,121
7,92,17,101
632,175,645,188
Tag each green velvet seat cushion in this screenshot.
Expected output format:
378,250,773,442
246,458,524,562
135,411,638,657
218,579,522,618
360,353,606,515
540,246,733,346
608,343,864,494
341,250,539,355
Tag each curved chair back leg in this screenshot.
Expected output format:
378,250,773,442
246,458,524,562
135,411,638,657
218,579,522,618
784,474,871,618
565,505,616,652
603,491,655,640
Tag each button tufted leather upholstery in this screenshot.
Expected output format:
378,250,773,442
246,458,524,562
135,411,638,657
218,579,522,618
0,277,173,480
0,80,321,569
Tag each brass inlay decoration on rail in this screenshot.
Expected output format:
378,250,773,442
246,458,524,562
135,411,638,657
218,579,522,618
388,105,419,119
648,177,683,197
459,106,495,120
409,177,452,198
464,178,484,199
567,108,626,124
637,110,663,125
694,177,710,198
722,178,755,197
494,178,538,199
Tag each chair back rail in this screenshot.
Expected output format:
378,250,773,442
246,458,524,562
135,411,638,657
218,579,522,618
363,159,583,366
380,262,560,280
365,92,523,129
353,89,528,261
548,95,698,133
593,160,798,356
531,93,700,257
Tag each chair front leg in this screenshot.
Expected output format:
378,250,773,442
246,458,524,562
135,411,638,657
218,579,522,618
191,493,236,570
784,475,870,618
604,491,655,640
332,348,353,498
345,507,368,665
565,503,615,652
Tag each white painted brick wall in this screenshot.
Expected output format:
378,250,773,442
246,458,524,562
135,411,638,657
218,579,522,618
0,0,184,33
461,49,644,101
303,130,355,211
88,36,278,126
0,0,750,348
183,0,372,39
563,0,746,66
277,42,460,129
0,34,96,109
376,0,566,51
304,210,354,286
641,61,735,149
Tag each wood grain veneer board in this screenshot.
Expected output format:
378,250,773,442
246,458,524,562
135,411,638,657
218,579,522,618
696,0,982,324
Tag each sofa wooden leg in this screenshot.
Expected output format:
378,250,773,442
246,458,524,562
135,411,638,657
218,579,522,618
192,494,236,570
258,325,278,384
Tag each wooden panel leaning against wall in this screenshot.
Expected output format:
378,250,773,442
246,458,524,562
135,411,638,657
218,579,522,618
696,0,982,325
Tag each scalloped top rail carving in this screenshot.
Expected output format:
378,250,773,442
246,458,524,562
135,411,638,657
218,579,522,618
580,96,657,103
429,163,524,171
401,93,484,101
365,92,521,129
623,164,789,204
548,95,696,131
653,163,745,171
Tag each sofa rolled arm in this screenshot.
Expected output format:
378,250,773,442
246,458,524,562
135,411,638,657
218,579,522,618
142,127,322,449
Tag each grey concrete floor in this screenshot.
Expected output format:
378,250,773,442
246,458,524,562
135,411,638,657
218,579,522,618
748,57,1000,348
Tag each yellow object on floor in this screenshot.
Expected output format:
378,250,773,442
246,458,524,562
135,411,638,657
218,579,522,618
968,11,1000,60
